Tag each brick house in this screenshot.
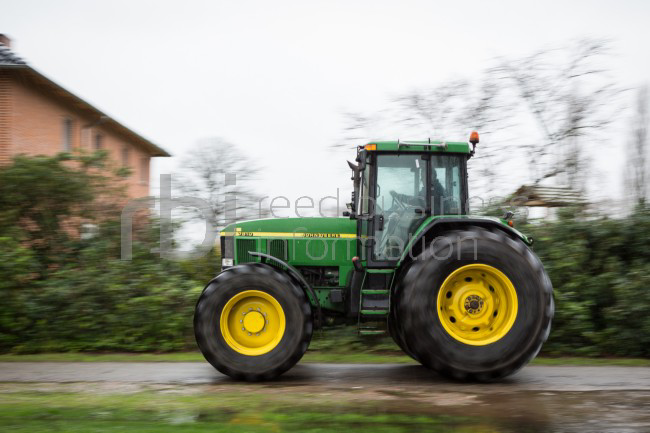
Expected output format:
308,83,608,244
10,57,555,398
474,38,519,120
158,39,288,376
0,34,170,199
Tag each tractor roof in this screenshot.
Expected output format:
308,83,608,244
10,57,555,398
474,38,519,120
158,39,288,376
364,140,471,154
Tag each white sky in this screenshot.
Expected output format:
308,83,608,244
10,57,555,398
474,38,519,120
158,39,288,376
2,0,649,222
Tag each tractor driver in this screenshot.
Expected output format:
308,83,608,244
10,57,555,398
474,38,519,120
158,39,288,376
390,167,446,214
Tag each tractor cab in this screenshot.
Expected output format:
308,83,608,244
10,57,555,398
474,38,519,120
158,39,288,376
347,140,471,267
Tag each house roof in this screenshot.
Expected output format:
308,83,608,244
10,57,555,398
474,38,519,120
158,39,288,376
0,43,26,65
512,185,587,208
0,38,170,157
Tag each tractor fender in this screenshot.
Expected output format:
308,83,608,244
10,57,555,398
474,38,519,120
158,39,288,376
397,217,533,268
247,251,322,327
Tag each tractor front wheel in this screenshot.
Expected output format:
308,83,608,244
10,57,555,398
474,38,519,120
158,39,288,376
194,263,313,381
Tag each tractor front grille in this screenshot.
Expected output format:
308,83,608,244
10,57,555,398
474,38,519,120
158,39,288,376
236,239,257,263
268,239,288,261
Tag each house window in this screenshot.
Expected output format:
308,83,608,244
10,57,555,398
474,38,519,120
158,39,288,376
140,157,149,184
62,118,73,151
94,133,103,150
121,146,130,167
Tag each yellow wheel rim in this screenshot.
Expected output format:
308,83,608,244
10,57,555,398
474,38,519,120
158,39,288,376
437,264,518,346
220,290,286,356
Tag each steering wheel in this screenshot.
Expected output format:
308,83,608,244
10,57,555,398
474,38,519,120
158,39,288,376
389,190,408,210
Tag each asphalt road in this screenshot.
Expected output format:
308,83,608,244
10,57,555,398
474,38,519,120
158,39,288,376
2,363,649,432
0,362,649,391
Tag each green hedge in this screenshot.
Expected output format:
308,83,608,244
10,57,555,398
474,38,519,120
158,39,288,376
525,208,650,357
0,230,204,353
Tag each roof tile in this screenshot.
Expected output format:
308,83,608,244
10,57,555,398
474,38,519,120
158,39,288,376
0,44,26,65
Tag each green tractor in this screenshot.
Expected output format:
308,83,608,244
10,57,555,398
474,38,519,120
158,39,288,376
194,133,554,381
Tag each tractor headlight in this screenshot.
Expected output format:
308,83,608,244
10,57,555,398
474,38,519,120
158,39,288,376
220,234,234,268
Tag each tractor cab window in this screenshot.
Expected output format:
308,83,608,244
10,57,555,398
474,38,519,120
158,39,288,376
431,155,463,216
373,154,427,261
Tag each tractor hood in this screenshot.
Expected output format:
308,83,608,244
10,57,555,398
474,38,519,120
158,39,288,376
220,217,357,239
219,217,358,270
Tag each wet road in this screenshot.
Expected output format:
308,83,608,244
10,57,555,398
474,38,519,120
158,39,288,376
1,363,649,432
1,362,649,391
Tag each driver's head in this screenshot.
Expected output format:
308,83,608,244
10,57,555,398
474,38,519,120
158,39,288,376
420,168,437,185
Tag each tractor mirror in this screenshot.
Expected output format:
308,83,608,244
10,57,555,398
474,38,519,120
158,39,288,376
355,152,367,170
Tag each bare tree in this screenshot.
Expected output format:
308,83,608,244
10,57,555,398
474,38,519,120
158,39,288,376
337,72,512,188
176,137,266,226
394,79,470,137
626,85,649,207
494,39,620,190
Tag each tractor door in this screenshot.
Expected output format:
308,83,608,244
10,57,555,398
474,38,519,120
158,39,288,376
365,153,429,267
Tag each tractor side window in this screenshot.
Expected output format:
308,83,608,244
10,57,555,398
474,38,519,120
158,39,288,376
430,155,463,215
373,154,426,261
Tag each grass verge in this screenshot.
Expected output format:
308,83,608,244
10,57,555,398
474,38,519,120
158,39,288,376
0,388,490,433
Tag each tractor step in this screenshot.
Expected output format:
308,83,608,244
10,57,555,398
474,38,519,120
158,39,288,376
360,309,389,316
359,328,387,336
361,289,389,295
357,270,394,336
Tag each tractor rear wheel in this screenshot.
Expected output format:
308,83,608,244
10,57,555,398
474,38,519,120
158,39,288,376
388,285,420,362
194,263,312,381
396,226,553,381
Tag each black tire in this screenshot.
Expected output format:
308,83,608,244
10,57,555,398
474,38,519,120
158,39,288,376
194,263,313,381
396,226,553,381
388,284,420,362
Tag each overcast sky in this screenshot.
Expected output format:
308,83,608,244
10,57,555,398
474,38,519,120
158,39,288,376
1,0,649,220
